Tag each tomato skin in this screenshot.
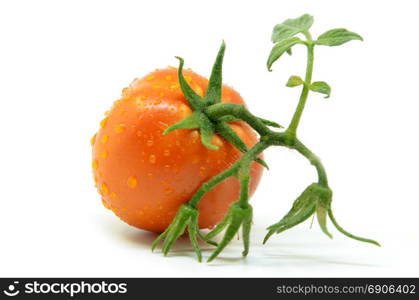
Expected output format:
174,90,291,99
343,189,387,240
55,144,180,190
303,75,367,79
92,68,263,233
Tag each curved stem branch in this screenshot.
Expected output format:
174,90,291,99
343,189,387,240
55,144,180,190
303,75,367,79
206,102,327,187
292,139,328,187
189,165,239,207
189,141,270,207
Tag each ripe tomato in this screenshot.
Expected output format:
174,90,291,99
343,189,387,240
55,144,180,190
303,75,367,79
91,68,263,233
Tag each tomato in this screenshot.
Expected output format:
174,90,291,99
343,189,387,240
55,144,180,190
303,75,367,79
91,67,263,233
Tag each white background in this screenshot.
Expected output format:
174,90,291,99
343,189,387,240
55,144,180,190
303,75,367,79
1,0,418,277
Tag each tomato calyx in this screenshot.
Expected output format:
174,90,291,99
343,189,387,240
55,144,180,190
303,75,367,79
163,41,274,168
202,153,260,262
151,203,216,262
263,183,381,247
263,183,331,244
162,42,226,151
204,202,253,262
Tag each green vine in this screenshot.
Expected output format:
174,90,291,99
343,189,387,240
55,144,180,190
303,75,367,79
152,14,379,262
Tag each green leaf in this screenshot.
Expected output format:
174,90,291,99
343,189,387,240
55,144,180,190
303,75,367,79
257,117,283,128
205,41,225,105
175,57,204,110
310,81,331,98
316,28,363,46
271,14,314,43
286,75,304,87
199,113,219,150
267,37,302,71
316,205,333,239
163,112,200,135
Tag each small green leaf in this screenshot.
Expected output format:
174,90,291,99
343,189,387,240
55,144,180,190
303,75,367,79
316,28,363,46
286,75,304,87
199,114,219,150
205,41,225,105
271,14,314,43
310,81,331,98
316,205,333,239
257,117,283,128
267,37,302,71
163,112,200,135
175,57,204,110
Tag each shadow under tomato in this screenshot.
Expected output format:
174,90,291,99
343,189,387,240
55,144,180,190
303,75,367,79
100,214,215,252
99,214,383,268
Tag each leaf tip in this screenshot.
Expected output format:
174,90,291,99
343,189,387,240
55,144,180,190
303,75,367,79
162,127,173,136
267,61,273,72
202,140,219,151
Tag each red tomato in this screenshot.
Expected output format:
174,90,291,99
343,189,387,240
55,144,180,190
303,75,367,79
91,68,263,233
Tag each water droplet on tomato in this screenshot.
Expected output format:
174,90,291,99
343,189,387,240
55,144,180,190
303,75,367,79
184,75,192,83
127,176,138,188
149,154,156,164
199,166,206,177
100,150,108,158
194,85,204,97
101,183,109,196
100,118,108,128
102,198,111,209
90,133,97,146
92,160,98,170
190,130,199,142
101,135,109,144
115,124,126,133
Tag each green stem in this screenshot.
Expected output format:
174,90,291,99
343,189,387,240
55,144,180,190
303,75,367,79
286,35,314,138
238,162,251,208
293,139,328,187
189,165,239,207
189,141,270,207
206,103,273,136
206,103,328,187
